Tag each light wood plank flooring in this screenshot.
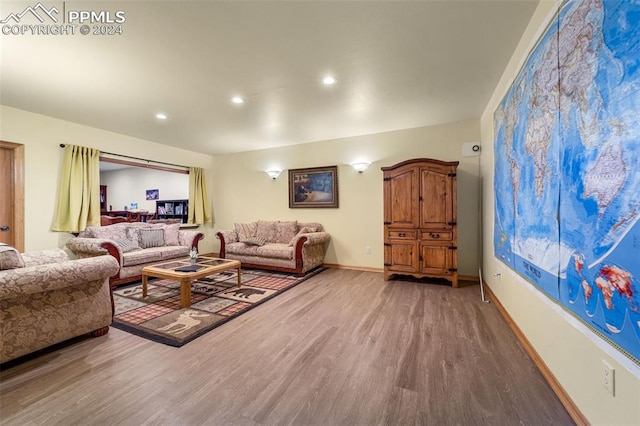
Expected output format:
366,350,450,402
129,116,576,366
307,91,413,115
0,268,574,425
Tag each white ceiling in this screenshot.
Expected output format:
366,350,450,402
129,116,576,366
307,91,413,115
0,1,539,155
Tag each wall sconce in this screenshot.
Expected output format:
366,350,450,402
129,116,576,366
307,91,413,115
351,162,370,173
265,170,282,179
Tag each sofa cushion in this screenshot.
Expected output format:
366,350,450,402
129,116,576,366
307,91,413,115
256,243,294,260
235,222,257,241
226,242,259,256
140,228,165,248
0,245,25,270
241,236,266,246
121,249,163,267
156,245,190,259
274,221,298,244
256,220,277,242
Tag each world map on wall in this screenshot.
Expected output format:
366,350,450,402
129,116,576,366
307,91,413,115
494,0,640,363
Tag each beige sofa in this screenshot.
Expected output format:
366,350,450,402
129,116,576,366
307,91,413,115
0,248,119,363
66,222,204,287
216,221,330,276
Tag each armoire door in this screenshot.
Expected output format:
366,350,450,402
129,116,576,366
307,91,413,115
383,166,419,228
419,166,455,229
384,241,418,273
419,242,455,275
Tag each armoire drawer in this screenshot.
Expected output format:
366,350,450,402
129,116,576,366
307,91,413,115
387,229,417,240
420,230,452,241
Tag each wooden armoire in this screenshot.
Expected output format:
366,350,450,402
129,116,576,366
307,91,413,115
382,158,459,287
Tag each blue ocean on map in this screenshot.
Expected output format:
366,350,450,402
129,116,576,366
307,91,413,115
494,0,640,362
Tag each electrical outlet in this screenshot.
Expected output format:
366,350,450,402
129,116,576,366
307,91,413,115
602,360,615,396
365,246,371,254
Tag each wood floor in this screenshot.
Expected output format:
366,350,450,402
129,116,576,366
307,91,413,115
0,268,574,425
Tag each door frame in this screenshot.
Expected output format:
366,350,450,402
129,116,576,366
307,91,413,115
0,140,25,252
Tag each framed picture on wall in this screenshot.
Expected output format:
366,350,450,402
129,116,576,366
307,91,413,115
288,165,338,208
146,189,159,200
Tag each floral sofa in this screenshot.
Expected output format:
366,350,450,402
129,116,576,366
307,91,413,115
66,222,204,287
0,246,119,363
216,221,330,276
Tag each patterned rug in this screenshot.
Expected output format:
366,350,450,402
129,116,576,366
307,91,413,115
112,267,326,347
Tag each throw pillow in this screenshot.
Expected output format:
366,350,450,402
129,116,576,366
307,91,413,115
0,244,25,270
79,226,99,238
139,228,165,248
91,226,127,241
235,222,257,241
112,239,142,253
241,236,266,246
126,227,142,247
256,220,277,242
288,226,318,246
161,223,180,246
275,221,298,244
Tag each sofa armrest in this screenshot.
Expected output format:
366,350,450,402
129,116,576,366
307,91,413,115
0,255,120,301
215,230,238,258
66,237,111,257
179,231,204,249
67,237,125,270
291,231,331,270
291,231,331,247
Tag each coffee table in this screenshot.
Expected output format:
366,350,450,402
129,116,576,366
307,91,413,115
141,256,241,308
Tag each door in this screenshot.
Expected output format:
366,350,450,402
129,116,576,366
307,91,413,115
0,141,25,251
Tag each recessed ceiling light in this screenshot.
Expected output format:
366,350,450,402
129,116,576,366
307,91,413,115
323,76,337,85
155,113,167,120
231,96,244,104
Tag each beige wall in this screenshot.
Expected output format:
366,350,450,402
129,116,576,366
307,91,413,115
2,103,480,275
210,120,481,275
0,105,216,253
480,2,640,424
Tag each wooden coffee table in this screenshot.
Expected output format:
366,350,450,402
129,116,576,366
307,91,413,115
141,256,241,308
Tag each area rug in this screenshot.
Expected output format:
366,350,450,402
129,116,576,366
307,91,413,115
111,267,326,347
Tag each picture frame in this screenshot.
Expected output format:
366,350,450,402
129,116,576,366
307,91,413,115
289,165,339,208
146,189,159,200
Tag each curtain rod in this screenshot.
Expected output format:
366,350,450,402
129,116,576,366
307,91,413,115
59,144,189,170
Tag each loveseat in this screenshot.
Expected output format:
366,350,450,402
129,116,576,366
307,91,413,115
66,222,204,287
216,221,330,276
0,247,119,363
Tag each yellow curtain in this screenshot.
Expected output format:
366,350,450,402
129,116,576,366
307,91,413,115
51,145,101,232
188,166,212,224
